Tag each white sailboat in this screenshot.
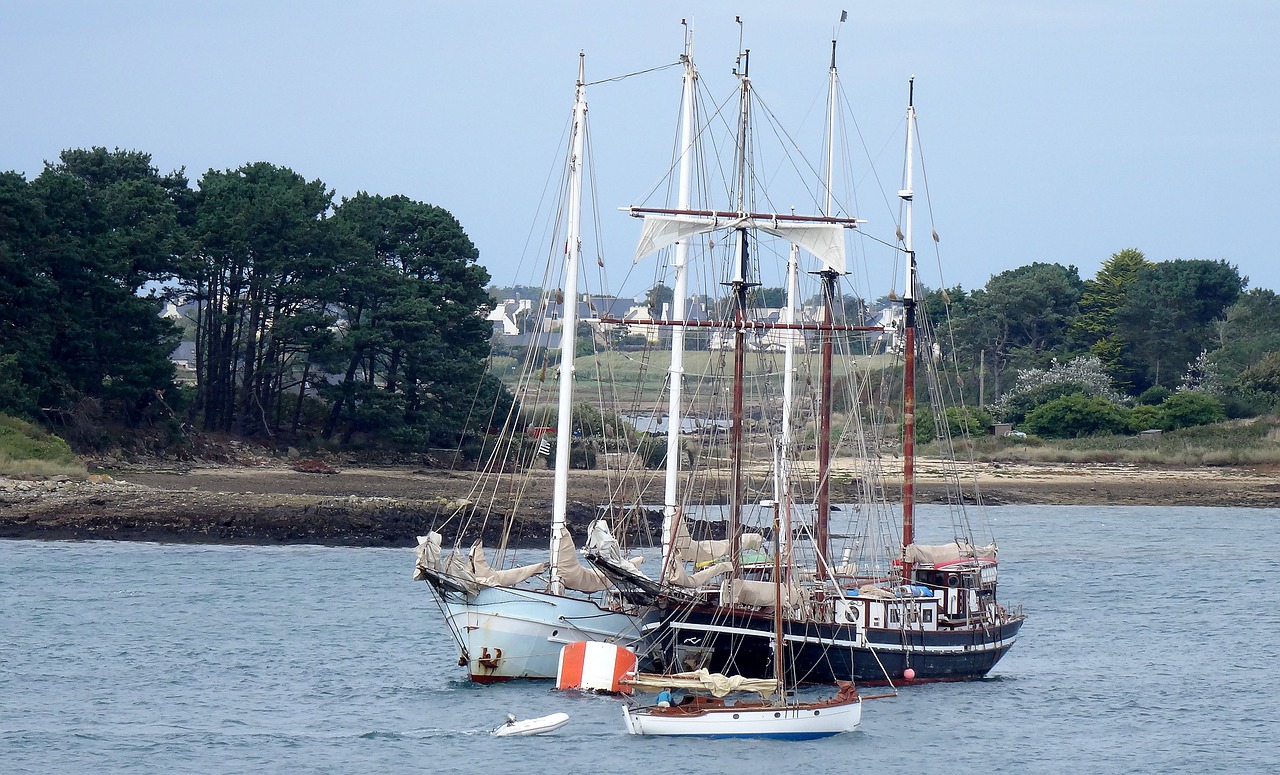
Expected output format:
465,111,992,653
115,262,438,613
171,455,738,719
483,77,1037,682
622,498,862,739
414,53,660,682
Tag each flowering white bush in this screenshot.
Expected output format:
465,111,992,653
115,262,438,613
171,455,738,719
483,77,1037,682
1177,349,1223,395
990,355,1128,421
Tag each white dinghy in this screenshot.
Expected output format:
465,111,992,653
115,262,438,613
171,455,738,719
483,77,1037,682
491,712,571,737
488,712,570,732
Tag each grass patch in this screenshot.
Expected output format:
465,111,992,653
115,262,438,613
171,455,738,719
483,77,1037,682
950,414,1280,466
0,413,86,477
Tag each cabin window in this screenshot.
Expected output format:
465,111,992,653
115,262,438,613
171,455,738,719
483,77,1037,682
922,609,933,624
889,608,901,624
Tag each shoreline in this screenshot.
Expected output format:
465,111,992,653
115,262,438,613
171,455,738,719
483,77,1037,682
3,458,1279,547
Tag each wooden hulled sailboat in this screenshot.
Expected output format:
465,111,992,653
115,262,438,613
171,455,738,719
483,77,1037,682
622,500,862,739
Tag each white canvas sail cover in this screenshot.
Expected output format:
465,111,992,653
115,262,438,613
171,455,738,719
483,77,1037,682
586,519,647,572
633,214,847,274
672,516,764,565
666,559,733,589
625,668,778,699
469,540,547,587
412,532,443,580
719,578,809,613
904,541,998,565
554,528,612,593
440,550,480,595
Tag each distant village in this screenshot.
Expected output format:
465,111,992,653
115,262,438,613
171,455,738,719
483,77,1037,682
485,293,903,353
161,293,907,392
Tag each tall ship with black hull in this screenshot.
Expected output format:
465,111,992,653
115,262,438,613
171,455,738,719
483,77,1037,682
591,33,1024,686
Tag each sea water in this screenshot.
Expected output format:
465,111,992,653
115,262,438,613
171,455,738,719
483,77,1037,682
2,505,1278,774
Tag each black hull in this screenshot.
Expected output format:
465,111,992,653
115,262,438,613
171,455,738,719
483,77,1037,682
651,608,1024,685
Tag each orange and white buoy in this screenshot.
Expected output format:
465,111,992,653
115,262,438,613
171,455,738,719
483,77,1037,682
555,641,637,694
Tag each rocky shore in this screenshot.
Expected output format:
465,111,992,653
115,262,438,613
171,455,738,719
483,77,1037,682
3,456,1280,547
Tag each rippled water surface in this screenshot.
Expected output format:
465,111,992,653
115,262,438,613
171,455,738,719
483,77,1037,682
3,505,1278,773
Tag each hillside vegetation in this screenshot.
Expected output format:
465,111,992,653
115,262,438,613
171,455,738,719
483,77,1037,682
0,413,85,476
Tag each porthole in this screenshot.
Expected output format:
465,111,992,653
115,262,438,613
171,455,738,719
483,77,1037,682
774,712,781,718
551,630,559,637
733,713,740,719
814,710,820,716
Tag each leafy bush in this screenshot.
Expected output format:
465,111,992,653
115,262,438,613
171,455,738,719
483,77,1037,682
1158,392,1226,430
569,440,598,469
1126,404,1163,432
915,405,993,445
1022,394,1129,438
1136,385,1171,406
997,383,1088,425
1218,390,1275,419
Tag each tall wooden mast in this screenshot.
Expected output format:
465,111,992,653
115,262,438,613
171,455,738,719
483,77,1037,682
900,77,918,582
814,33,843,576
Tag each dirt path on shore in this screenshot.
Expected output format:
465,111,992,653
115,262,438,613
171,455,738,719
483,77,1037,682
4,456,1280,547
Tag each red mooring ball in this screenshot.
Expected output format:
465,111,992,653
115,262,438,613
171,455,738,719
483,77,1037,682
903,668,916,681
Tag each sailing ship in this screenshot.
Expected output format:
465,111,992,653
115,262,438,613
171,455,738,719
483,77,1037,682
414,53,660,682
590,35,1025,686
417,21,1024,688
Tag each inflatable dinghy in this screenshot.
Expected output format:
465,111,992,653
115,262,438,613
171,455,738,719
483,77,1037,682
491,712,570,737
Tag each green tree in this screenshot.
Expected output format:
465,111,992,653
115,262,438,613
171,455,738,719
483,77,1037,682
645,283,675,314
188,162,335,435
1070,248,1150,384
1208,288,1280,386
953,263,1083,397
321,192,494,446
1236,352,1280,398
1115,259,1244,391
0,171,55,418
29,148,187,427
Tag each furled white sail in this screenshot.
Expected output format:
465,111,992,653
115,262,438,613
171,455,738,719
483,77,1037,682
719,577,809,612
554,528,612,593
624,668,778,699
632,214,848,274
904,542,998,565
666,559,733,588
672,516,764,565
469,541,547,587
413,532,443,579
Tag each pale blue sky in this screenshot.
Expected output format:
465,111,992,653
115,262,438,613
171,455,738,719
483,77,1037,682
4,1,1276,298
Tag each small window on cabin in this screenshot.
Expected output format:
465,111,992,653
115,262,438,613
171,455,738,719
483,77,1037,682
922,609,933,623
889,608,900,624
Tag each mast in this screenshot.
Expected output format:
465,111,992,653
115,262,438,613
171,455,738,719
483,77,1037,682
662,25,697,569
900,77,918,581
814,32,843,575
727,43,752,578
549,54,588,596
779,242,798,566
770,493,786,701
